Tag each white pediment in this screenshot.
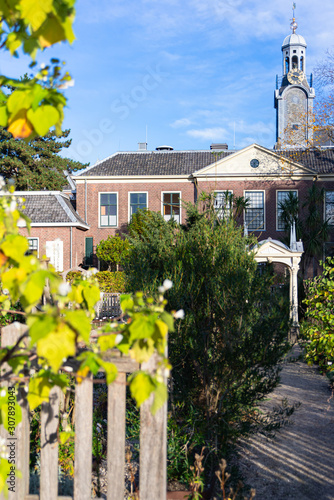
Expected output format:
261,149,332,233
256,242,289,256
253,238,303,260
194,144,314,177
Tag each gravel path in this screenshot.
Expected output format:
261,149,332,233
236,344,334,500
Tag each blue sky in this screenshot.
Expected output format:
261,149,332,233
2,0,334,167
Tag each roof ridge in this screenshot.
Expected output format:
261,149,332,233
56,194,77,223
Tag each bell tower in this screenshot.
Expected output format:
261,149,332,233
274,5,315,149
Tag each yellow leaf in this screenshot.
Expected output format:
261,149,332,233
76,365,90,384
8,110,33,139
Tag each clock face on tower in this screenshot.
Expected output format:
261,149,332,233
287,69,304,85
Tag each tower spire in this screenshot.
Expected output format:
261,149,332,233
290,3,298,33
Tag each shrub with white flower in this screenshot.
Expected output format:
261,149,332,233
174,309,185,320
158,279,173,293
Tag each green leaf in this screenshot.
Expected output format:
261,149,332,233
129,372,155,407
160,311,175,333
98,360,118,385
64,310,91,343
36,322,76,372
28,375,52,411
98,334,118,352
59,431,74,445
19,0,53,31
7,356,28,374
30,84,48,111
128,314,156,341
1,234,29,262
77,352,100,376
20,270,49,310
130,338,155,363
6,32,22,55
7,90,33,115
82,285,100,311
120,294,134,311
0,457,12,498
27,105,59,136
0,106,8,126
0,388,22,430
28,314,58,345
151,381,167,415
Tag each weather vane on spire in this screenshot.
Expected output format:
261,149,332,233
290,3,298,33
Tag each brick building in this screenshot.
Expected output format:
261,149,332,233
16,191,89,271
73,143,334,269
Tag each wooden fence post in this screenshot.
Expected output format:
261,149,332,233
0,323,30,500
74,375,93,500
139,354,167,500
40,386,62,500
107,372,126,500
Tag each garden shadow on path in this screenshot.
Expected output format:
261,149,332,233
236,344,334,500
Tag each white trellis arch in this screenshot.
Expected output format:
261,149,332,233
252,235,304,326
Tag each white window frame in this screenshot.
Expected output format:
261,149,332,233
214,190,233,219
99,192,118,228
325,191,334,226
27,237,39,257
161,191,181,224
128,191,148,222
276,190,298,231
244,190,265,231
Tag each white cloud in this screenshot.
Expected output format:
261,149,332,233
170,118,193,128
187,127,228,140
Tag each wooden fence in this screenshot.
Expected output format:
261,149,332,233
0,322,167,500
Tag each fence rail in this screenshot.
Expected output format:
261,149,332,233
0,322,167,500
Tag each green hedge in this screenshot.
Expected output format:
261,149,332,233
96,271,126,293
65,270,126,293
66,271,82,283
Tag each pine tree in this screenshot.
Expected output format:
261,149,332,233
0,128,87,190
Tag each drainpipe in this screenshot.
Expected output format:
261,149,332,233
84,179,88,223
70,226,73,268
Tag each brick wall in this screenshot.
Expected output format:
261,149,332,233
19,226,86,272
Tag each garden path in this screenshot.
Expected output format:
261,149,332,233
236,344,334,500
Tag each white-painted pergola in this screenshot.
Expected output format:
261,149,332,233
252,228,304,326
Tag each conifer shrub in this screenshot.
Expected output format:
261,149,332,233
124,196,291,486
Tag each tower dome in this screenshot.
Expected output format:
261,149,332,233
282,33,306,50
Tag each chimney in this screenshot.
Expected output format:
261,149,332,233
138,142,148,151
